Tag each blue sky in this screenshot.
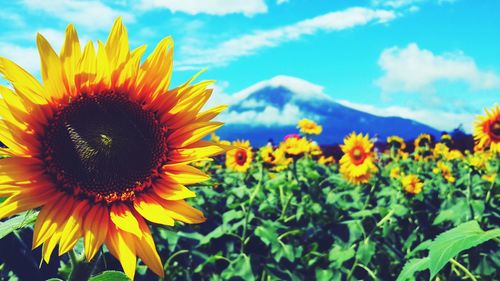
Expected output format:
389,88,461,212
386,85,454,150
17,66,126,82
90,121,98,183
0,0,498,132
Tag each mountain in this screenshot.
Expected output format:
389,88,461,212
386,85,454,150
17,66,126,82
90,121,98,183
214,76,441,146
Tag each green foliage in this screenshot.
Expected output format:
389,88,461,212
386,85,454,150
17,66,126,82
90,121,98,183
0,211,38,240
89,271,130,281
397,221,500,280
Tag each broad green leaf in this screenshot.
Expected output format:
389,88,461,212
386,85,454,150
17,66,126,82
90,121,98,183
89,271,130,281
356,240,375,265
328,245,355,268
396,258,429,281
0,211,38,240
221,254,255,281
315,269,334,281
432,199,467,225
429,221,500,278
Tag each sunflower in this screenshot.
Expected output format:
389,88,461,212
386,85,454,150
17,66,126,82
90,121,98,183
433,143,450,159
433,161,456,183
339,132,378,184
297,118,322,135
260,146,290,171
226,140,253,172
318,155,335,165
474,103,500,153
389,166,401,179
387,135,406,151
0,18,228,279
401,174,423,194
440,133,453,147
280,136,310,158
309,141,323,157
414,133,432,148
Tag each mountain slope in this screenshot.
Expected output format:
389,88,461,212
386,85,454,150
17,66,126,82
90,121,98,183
215,76,441,146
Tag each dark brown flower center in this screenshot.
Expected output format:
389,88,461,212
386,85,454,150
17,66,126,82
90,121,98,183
235,149,248,166
490,120,500,141
42,92,167,203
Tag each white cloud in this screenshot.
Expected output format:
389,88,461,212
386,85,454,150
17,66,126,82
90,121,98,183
375,43,500,94
337,99,476,132
233,75,332,102
221,104,303,127
0,43,39,74
137,0,267,17
372,0,457,8
0,11,25,27
21,0,135,30
178,7,396,69
276,0,289,5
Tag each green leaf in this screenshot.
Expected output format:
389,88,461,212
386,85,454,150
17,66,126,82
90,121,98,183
428,221,500,278
221,254,255,281
0,211,38,240
89,271,130,281
328,245,355,268
396,258,429,281
432,199,467,225
356,240,375,265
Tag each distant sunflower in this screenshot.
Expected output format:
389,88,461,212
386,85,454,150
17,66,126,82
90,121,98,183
226,140,253,172
297,118,322,135
339,132,378,184
440,133,453,147
0,18,228,279
433,161,456,183
280,136,310,158
401,174,423,194
414,134,432,148
474,103,500,153
387,135,406,151
260,146,290,171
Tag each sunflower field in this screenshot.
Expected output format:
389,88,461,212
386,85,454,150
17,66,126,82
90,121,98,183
0,19,499,281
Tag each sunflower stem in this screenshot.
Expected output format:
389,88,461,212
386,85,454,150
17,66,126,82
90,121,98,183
68,250,101,281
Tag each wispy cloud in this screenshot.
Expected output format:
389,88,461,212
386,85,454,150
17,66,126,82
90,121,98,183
372,0,457,8
177,7,396,70
337,99,477,132
137,0,268,17
375,43,500,94
0,43,39,74
21,0,135,30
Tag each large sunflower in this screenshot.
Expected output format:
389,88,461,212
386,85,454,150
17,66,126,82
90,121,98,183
339,132,378,184
474,103,500,153
0,19,227,279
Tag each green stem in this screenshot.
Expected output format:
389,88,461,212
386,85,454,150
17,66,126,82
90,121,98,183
165,250,189,267
467,170,475,220
68,250,101,281
241,164,264,253
450,258,477,281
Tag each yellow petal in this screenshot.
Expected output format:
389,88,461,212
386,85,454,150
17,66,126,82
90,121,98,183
153,177,196,200
135,215,164,277
83,204,109,261
36,33,66,101
59,200,87,256
110,203,142,239
106,226,137,280
162,164,210,185
133,193,175,226
0,186,57,219
196,104,228,122
159,199,206,224
76,40,97,91
167,140,227,165
0,57,47,104
32,194,72,249
105,17,130,77
135,36,173,99
167,121,223,148
60,24,81,97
